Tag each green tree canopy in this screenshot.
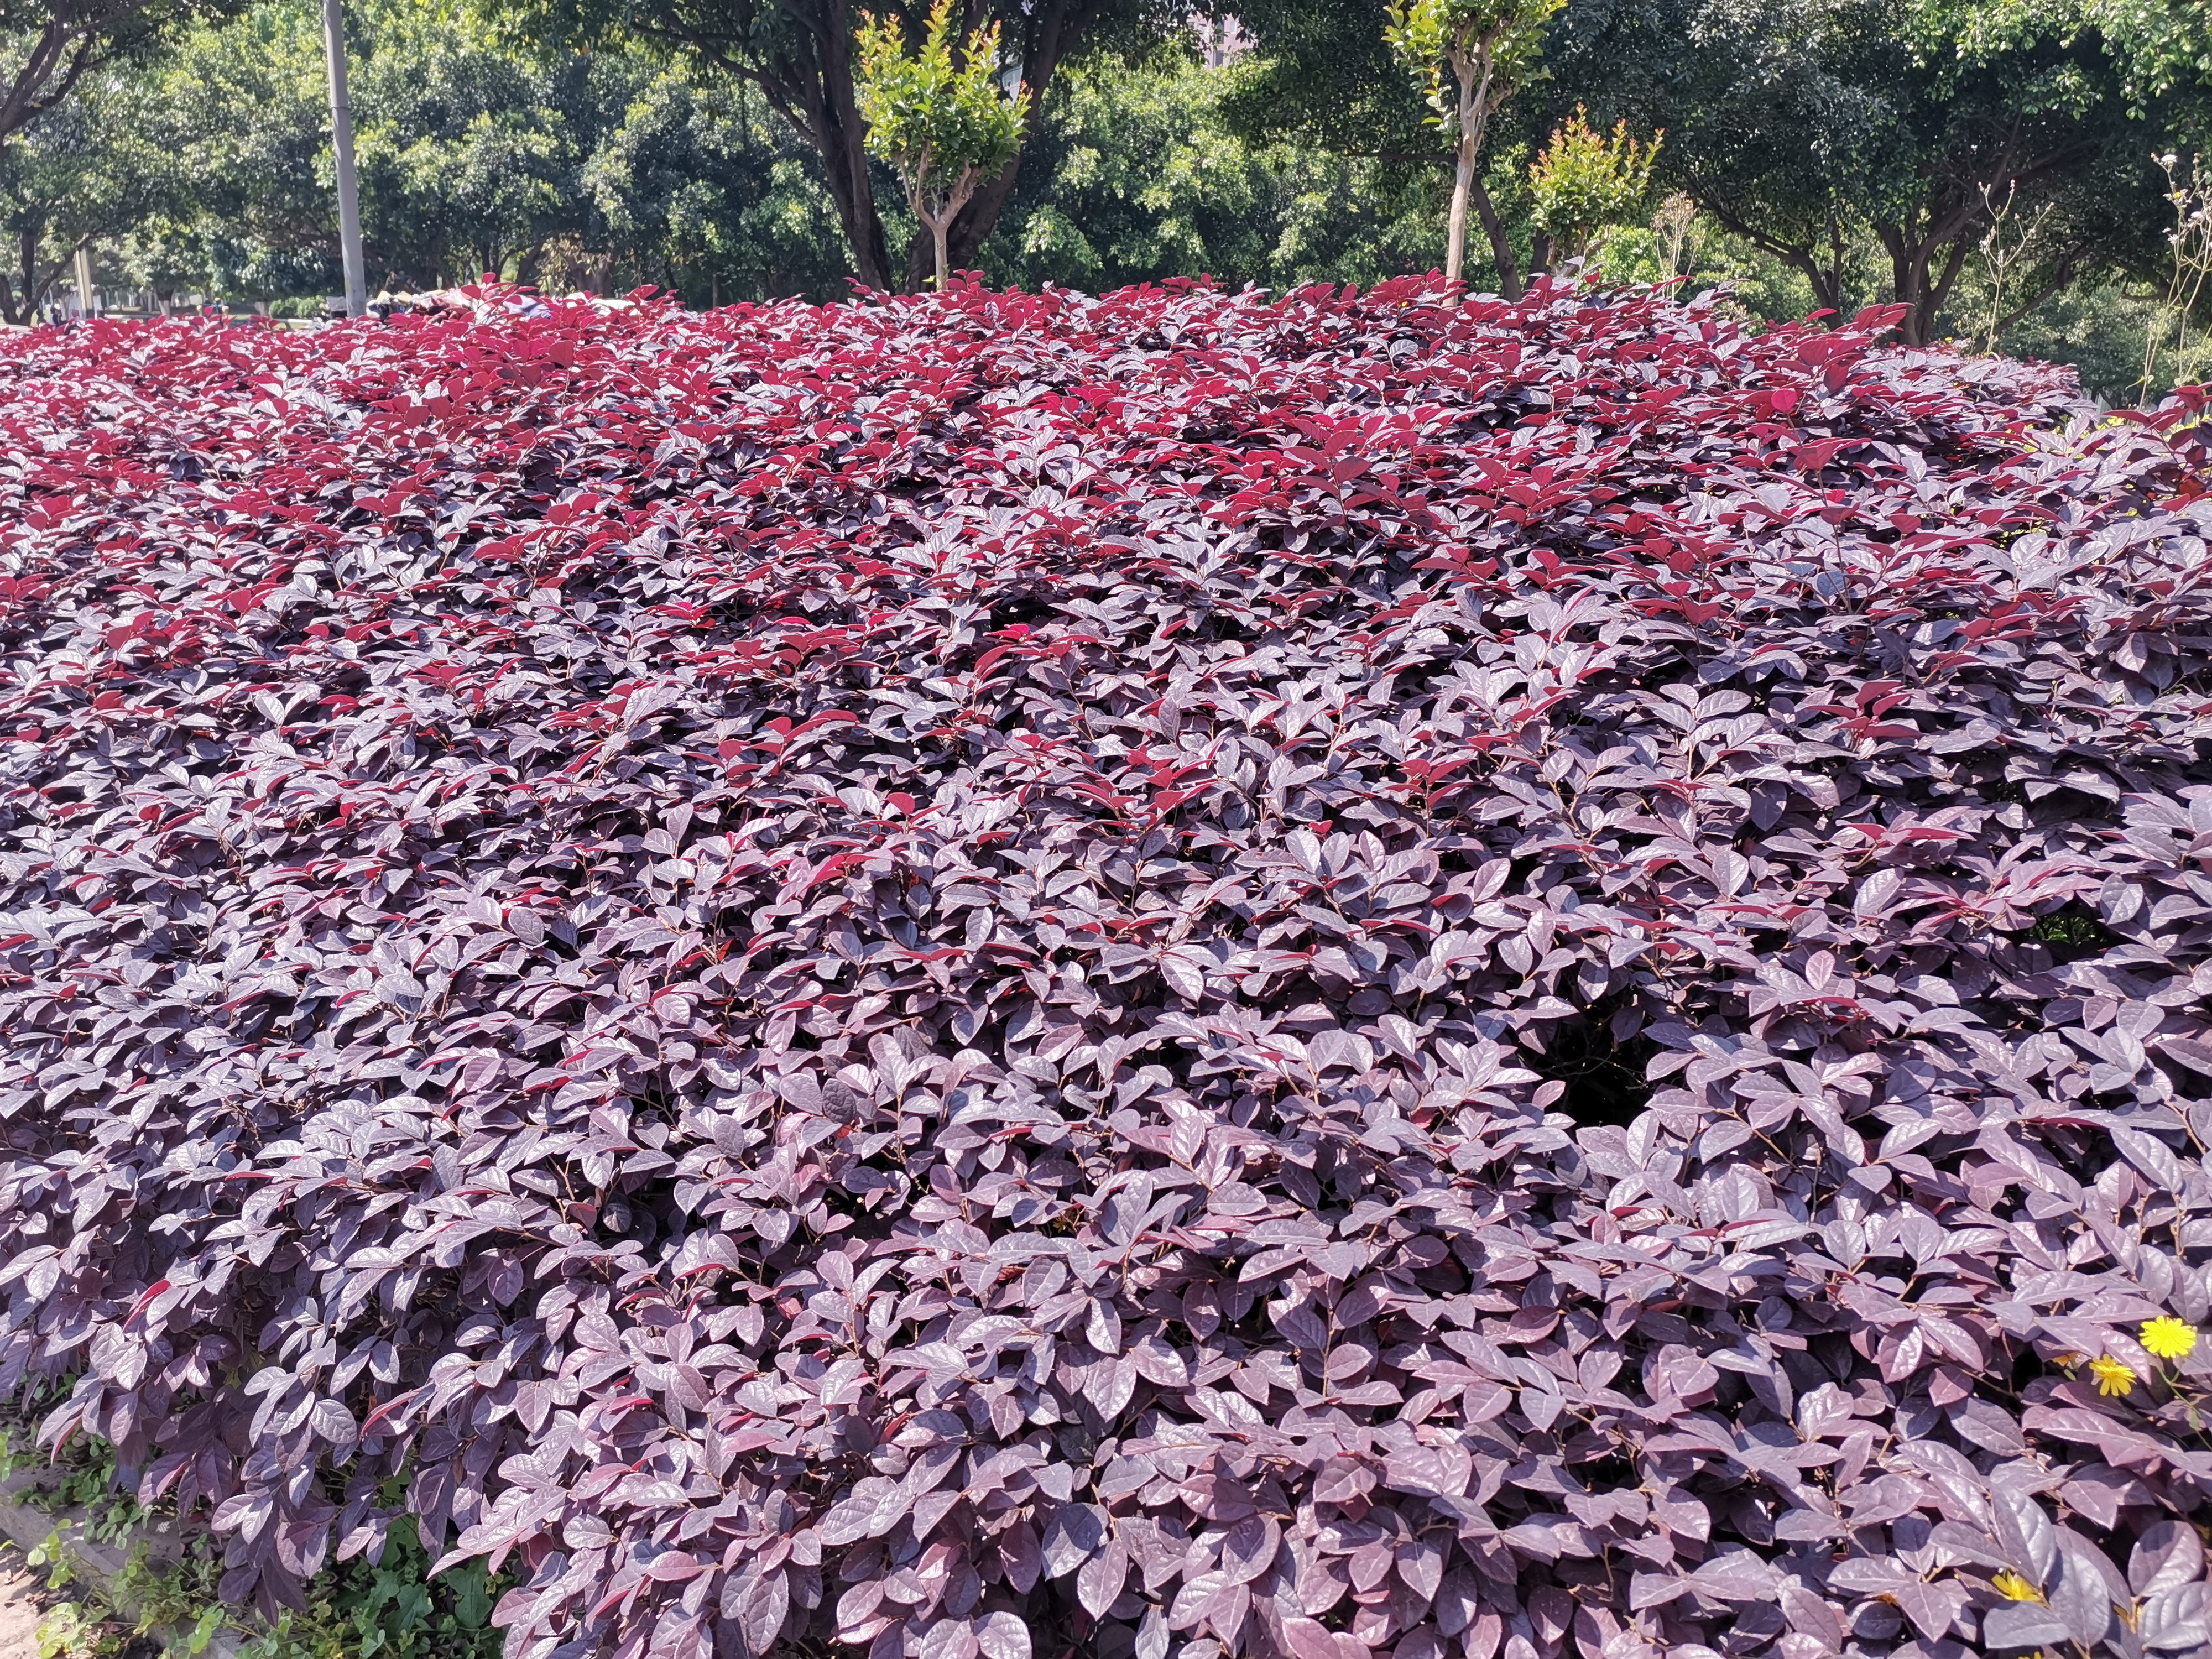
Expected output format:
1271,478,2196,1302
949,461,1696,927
1384,0,1561,296
34,0,851,310
0,0,239,163
854,0,1023,288
1547,0,2206,341
978,38,1444,293
492,0,1179,293
0,52,180,319
1527,103,1660,262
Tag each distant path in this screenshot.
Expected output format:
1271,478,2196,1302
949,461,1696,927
0,1561,39,1659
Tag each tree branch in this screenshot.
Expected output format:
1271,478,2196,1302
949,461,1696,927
1467,175,1520,300
1693,185,1844,314
1997,243,2090,338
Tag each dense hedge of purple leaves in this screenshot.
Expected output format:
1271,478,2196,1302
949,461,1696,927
3,276,2212,1659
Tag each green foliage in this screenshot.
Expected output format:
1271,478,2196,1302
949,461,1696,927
1382,0,1563,290
20,1534,231,1659
121,0,335,297
855,0,1026,285
1,1411,502,1659
0,53,182,317
576,68,848,301
1527,102,1658,258
1543,0,2190,341
229,1504,502,1659
1942,0,2212,113
0,1416,146,1548
981,44,1442,292
2136,148,2212,395
1383,0,1558,123
16,0,2212,405
19,0,852,306
0,0,244,157
351,0,578,285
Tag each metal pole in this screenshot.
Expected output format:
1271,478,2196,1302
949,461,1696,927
74,246,95,320
321,0,367,317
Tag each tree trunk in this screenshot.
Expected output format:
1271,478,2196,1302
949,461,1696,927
932,215,949,291
815,3,894,291
1879,219,1974,347
676,0,1097,294
1444,70,1475,292
16,227,35,325
925,152,1013,288
1469,177,1522,300
748,0,894,291
910,0,1080,291
1691,192,1845,321
0,8,120,158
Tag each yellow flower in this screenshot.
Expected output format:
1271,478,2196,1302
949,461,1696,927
2142,1317,2199,1362
1993,1568,2044,1603
2090,1355,2137,1396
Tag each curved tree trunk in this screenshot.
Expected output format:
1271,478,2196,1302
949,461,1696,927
1444,65,1476,293
910,0,1083,291
1879,217,1975,347
805,1,895,291
1469,177,1522,301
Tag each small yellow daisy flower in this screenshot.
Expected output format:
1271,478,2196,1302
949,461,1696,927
2142,1317,2198,1362
2090,1355,2137,1397
1992,1568,2044,1603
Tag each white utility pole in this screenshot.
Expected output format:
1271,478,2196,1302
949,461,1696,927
74,246,95,320
321,0,367,317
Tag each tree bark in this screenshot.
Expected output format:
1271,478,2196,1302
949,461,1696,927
1878,212,1976,346
1444,70,1475,292
659,1,895,290
1469,176,1521,300
1994,243,2085,341
653,0,1101,294
14,227,36,324
1438,24,1511,304
791,0,894,291
0,2,142,157
910,0,1079,291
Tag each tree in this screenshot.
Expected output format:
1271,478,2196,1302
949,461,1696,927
855,0,1022,289
1383,0,1562,298
577,60,851,303
1545,0,2202,343
1527,103,1658,264
499,0,1174,293
0,53,182,318
0,0,236,166
349,0,578,288
122,0,339,300
89,0,851,309
979,40,1443,294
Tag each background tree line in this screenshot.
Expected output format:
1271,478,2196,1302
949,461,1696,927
4,0,2210,394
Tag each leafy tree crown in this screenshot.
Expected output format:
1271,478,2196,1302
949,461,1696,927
1383,0,1560,120
855,0,1024,218
1528,103,1662,255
